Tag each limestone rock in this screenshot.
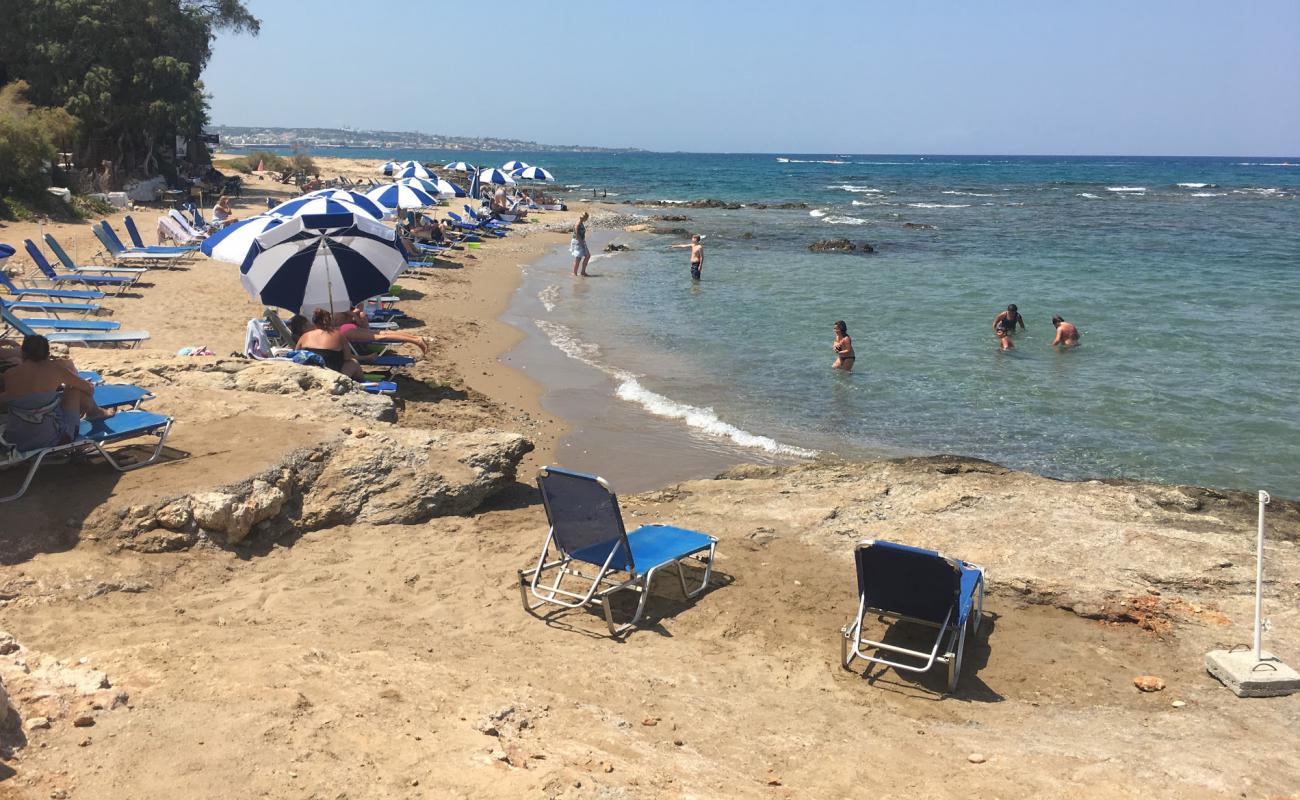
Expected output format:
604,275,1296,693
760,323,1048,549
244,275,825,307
189,480,287,544
299,427,532,528
809,238,857,253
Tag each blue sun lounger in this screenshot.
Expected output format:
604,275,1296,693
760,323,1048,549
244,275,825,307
1,307,149,349
24,241,137,294
0,394,173,503
519,466,717,636
42,234,147,277
123,216,198,253
91,224,187,267
0,271,105,303
841,539,985,693
0,297,100,317
1,300,120,332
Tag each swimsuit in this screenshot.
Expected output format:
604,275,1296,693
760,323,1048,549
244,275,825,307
570,222,589,258
304,347,345,372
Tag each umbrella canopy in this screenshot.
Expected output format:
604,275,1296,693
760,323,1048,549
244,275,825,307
242,212,407,315
301,189,389,219
379,161,401,175
365,182,437,210
477,168,516,185
267,195,386,221
397,177,441,195
443,161,473,172
393,162,433,179
501,160,530,172
511,166,555,181
432,178,468,197
201,214,285,264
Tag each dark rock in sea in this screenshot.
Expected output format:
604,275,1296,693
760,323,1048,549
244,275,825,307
652,214,691,222
604,243,632,252
650,227,689,236
902,222,936,230
772,202,810,210
809,238,857,253
740,232,754,239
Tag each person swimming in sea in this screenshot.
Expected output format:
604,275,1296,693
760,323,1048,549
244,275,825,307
832,320,855,371
1051,315,1081,347
992,303,1025,350
672,234,704,280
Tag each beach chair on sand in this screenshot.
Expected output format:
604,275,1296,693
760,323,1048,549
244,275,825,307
1,307,149,349
123,216,198,253
518,466,717,636
244,318,397,395
840,539,985,692
23,241,138,295
91,224,187,267
0,388,173,503
41,234,147,278
0,271,105,304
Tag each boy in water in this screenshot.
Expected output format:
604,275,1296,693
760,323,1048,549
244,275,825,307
1051,315,1081,347
673,234,704,280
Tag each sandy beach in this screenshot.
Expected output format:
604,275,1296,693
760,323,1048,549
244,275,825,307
1,155,1298,799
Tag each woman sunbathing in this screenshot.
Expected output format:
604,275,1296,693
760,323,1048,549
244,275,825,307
334,304,429,356
0,335,107,450
292,309,364,381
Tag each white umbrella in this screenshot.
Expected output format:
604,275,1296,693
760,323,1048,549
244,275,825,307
511,166,555,182
393,162,433,180
200,214,285,265
301,189,390,219
365,182,438,210
267,195,386,221
241,211,407,315
444,161,473,172
397,177,441,195
477,168,516,185
502,160,530,172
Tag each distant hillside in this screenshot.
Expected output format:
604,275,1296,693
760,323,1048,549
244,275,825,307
209,125,639,153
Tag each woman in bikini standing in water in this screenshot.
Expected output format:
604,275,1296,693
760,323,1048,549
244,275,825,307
571,212,590,276
832,320,855,371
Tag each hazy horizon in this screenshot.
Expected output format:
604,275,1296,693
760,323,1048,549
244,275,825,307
205,0,1300,157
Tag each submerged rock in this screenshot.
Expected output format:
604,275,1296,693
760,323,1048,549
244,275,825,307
902,222,936,230
604,243,632,252
652,214,690,222
809,238,874,253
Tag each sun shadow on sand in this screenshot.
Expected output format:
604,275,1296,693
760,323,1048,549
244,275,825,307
848,612,1003,702
0,443,189,565
524,565,737,640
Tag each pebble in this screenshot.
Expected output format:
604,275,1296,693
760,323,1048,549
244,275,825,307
73,715,95,727
642,717,659,726
968,753,987,764
25,717,51,731
1171,700,1187,708
78,738,91,747
1133,675,1165,693
673,738,684,747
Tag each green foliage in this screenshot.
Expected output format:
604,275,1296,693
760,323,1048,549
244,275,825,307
218,149,289,174
291,153,317,176
0,0,259,176
0,81,78,199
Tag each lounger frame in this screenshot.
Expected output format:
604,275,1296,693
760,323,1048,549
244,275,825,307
0,416,173,503
841,542,985,692
517,468,715,636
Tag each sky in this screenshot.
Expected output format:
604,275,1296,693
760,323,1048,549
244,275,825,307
203,0,1300,156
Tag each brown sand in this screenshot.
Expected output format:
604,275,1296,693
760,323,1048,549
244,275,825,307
1,157,1297,799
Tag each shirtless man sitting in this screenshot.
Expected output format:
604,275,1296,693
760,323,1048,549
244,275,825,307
1051,315,1081,347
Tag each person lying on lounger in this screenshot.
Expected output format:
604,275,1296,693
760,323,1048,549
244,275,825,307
334,304,429,356
291,310,365,381
0,335,108,450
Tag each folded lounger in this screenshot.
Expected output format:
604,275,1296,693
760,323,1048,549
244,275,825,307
840,539,985,692
0,271,105,303
123,215,198,253
42,233,147,276
1,307,149,349
0,391,173,503
24,240,137,294
518,465,717,636
91,224,186,267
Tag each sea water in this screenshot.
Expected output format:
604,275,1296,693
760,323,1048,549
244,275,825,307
292,149,1300,496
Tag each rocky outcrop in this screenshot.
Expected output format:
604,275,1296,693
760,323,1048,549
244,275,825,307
651,214,690,222
631,199,809,210
808,238,874,253
649,227,689,236
604,243,632,252
902,222,936,230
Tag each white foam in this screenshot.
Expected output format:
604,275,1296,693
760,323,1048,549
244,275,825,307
851,200,892,206
826,184,882,193
1176,182,1213,189
538,285,559,312
1191,192,1222,197
906,202,970,209
824,215,867,225
534,319,817,458
1106,186,1147,193
1077,193,1101,199
808,209,827,217
1232,187,1285,195
941,190,995,197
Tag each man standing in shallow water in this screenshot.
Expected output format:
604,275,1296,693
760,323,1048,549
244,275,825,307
1051,315,1081,347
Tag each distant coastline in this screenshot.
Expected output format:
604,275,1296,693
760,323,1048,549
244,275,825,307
208,124,641,153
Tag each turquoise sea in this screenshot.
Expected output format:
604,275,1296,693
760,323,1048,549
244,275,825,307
279,148,1299,496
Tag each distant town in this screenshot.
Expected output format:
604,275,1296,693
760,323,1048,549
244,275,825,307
209,125,639,153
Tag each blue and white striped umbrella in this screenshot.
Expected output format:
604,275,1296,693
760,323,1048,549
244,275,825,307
201,214,285,264
365,182,437,210
242,212,407,314
511,166,555,181
302,189,390,219
477,168,516,185
379,161,401,175
393,162,434,179
432,178,468,197
267,195,386,221
444,161,473,172
502,160,530,172
397,177,441,195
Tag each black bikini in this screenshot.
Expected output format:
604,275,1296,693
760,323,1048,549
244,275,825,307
305,347,345,372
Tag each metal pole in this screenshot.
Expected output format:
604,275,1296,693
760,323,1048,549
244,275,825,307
1254,489,1271,661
